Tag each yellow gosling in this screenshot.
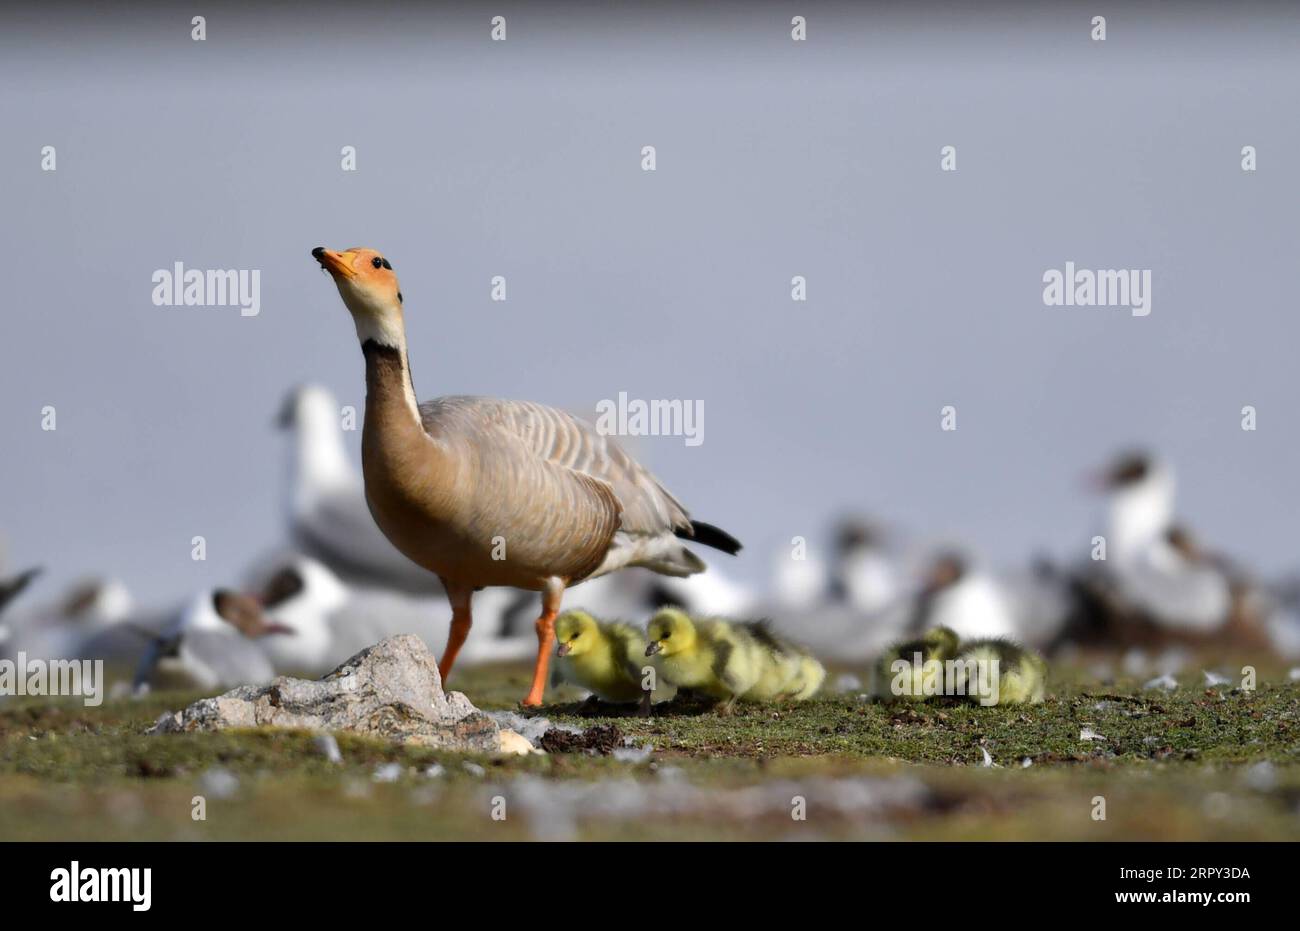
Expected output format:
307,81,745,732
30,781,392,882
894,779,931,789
873,626,961,702
952,638,1047,706
644,608,764,712
553,610,650,711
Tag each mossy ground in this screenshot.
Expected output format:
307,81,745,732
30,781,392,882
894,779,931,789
1,654,1297,840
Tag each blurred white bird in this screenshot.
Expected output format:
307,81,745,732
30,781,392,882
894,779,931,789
829,519,901,616
1089,452,1234,633
252,555,534,677
913,552,1018,641
277,384,443,595
771,543,829,611
641,565,759,617
0,567,41,618
134,590,290,692
1093,450,1176,567
1,576,135,662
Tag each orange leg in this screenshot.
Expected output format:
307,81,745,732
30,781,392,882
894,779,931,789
522,579,565,707
438,583,474,683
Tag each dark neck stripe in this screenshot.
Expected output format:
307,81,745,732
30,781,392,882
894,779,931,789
361,339,404,363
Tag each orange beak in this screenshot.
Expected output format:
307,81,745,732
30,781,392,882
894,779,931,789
311,247,355,280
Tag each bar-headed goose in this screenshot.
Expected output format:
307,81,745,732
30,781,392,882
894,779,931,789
311,246,741,705
278,384,444,595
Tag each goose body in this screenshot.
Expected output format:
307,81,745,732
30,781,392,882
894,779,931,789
313,246,740,705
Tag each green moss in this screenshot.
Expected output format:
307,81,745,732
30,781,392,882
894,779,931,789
1,664,1297,840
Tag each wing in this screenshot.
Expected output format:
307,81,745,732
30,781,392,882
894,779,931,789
709,636,743,694
610,622,649,679
420,397,692,541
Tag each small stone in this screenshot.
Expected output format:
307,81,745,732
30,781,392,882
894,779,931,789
1143,674,1178,691
1242,761,1276,792
498,729,543,756
313,734,343,764
199,767,239,800
613,743,654,764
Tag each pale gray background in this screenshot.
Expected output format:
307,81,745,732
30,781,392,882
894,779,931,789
2,2,1297,604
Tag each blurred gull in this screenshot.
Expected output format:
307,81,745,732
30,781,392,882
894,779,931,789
0,567,41,618
1092,450,1175,567
278,384,443,595
253,555,534,677
134,589,290,692
641,564,759,617
829,519,901,616
1081,451,1251,641
1,576,136,662
771,544,829,612
912,551,1017,641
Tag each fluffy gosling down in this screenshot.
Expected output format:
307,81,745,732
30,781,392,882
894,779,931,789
952,638,1047,706
553,610,651,713
644,607,825,711
874,626,1047,705
873,626,961,702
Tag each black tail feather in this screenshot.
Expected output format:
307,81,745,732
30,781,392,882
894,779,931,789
678,520,742,555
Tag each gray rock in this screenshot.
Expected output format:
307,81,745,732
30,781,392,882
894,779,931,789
147,634,500,752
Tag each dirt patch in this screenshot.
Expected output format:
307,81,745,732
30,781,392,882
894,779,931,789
540,724,624,755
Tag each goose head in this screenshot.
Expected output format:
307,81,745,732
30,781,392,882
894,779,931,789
312,246,405,347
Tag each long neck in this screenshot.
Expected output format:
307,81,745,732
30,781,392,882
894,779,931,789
362,338,422,427
359,335,451,516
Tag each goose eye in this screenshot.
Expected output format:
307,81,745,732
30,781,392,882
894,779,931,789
372,256,384,269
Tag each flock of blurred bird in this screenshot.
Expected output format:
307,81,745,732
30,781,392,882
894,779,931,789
1,382,1298,705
